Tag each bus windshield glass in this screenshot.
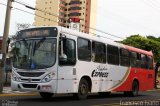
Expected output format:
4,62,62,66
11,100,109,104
13,38,57,69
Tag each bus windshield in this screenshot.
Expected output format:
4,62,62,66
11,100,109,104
13,38,57,69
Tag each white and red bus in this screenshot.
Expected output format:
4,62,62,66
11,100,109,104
11,26,154,99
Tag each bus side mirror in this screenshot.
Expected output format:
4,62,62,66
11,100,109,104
59,33,67,63
59,54,67,62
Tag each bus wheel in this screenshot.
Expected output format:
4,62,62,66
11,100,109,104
98,92,111,97
131,81,139,96
39,92,54,99
75,78,89,100
124,81,139,97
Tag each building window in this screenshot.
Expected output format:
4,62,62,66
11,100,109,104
68,12,81,17
77,38,91,61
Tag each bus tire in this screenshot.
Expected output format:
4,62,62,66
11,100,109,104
39,92,54,99
124,81,139,97
74,78,89,100
98,92,111,97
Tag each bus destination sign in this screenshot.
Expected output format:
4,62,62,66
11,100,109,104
16,27,57,39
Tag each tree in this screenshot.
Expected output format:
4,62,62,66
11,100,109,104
147,36,160,42
121,35,160,62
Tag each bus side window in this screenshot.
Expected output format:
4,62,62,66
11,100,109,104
77,38,91,61
120,48,130,67
141,54,148,69
107,45,119,65
147,56,153,70
130,51,137,67
92,41,106,63
136,53,141,68
59,38,76,66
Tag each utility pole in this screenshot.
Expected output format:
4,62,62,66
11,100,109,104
0,0,13,93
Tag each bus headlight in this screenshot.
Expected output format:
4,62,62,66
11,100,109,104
12,72,20,81
41,72,55,83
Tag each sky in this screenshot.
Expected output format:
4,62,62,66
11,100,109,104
0,0,160,41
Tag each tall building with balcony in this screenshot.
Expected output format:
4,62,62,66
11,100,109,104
33,0,59,26
34,0,97,33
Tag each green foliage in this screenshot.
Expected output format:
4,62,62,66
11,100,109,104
121,35,160,62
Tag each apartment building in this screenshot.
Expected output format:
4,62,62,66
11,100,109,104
34,0,97,33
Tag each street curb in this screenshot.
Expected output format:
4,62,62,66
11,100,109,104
0,93,38,97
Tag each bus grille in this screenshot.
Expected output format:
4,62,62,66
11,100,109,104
17,72,45,77
22,84,38,88
20,78,41,82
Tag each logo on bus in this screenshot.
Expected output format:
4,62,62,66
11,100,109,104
91,65,109,78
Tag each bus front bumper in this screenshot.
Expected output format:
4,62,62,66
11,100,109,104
11,80,57,93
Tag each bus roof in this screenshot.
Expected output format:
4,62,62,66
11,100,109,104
124,45,153,56
20,26,153,56
58,26,153,56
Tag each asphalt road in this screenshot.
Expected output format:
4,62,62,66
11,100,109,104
1,90,160,106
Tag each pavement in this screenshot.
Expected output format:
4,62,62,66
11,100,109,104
0,85,160,97
0,87,38,97
3,87,31,94
1,87,160,106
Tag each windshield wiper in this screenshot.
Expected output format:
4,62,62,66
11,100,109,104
22,39,28,48
33,37,46,56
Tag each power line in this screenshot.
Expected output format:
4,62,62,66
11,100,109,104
89,32,116,41
14,0,124,40
0,2,119,41
14,0,60,18
89,27,124,39
0,2,7,6
14,8,58,23
0,2,124,41
0,2,58,24
97,4,160,35
148,0,160,10
140,0,160,13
